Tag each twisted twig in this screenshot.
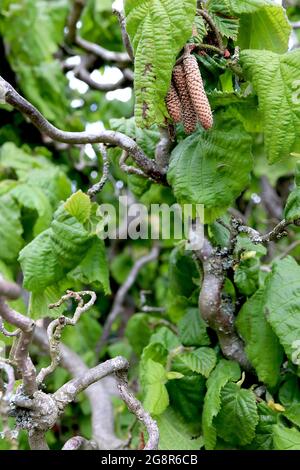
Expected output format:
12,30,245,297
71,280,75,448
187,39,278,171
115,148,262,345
36,291,96,385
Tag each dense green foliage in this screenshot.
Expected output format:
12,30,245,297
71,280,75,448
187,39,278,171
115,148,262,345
1,0,300,451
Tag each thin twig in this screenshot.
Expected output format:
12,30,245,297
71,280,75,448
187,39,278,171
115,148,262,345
96,245,160,354
113,9,134,61
0,297,37,397
87,144,110,197
119,150,149,178
116,370,159,450
37,291,96,386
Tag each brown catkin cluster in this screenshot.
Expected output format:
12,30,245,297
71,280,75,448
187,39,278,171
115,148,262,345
165,53,213,134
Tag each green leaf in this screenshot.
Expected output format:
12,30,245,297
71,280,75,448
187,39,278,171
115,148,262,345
208,0,274,15
19,229,64,291
279,377,300,407
67,237,110,295
234,258,260,296
249,402,278,450
181,347,217,378
209,13,239,40
124,0,197,127
238,7,290,54
264,257,300,362
0,142,51,175
156,409,203,450
29,282,67,319
11,184,52,236
236,289,283,388
273,424,300,450
167,116,253,222
23,168,72,208
0,194,23,262
125,313,154,356
284,164,300,222
149,326,181,352
19,206,92,292
168,246,199,298
240,49,300,163
214,382,259,446
202,359,241,450
64,191,91,224
110,117,160,157
284,404,300,428
0,0,70,127
167,375,206,423
142,359,169,415
178,307,210,347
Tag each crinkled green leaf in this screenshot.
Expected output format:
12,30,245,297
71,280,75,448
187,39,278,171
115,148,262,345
167,375,206,423
249,402,278,450
284,164,300,222
19,202,92,292
202,359,241,450
11,184,52,236
125,313,154,356
167,116,253,222
178,307,210,347
64,190,91,224
124,0,197,126
67,237,110,295
236,289,283,388
237,6,291,53
181,347,217,378
241,49,300,163
0,194,23,263
215,382,259,446
157,409,204,450
110,117,160,157
264,257,300,362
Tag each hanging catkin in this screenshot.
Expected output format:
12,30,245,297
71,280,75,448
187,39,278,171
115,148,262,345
166,82,182,123
183,54,213,130
172,64,197,135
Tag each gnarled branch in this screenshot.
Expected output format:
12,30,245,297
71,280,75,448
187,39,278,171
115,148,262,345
0,77,166,184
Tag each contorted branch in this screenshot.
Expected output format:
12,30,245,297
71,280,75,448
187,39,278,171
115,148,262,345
36,291,96,386
155,127,173,172
33,327,124,449
0,296,37,397
54,357,159,450
65,0,87,45
116,371,159,450
0,77,166,184
87,144,110,197
237,218,294,244
196,238,251,370
96,245,160,354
